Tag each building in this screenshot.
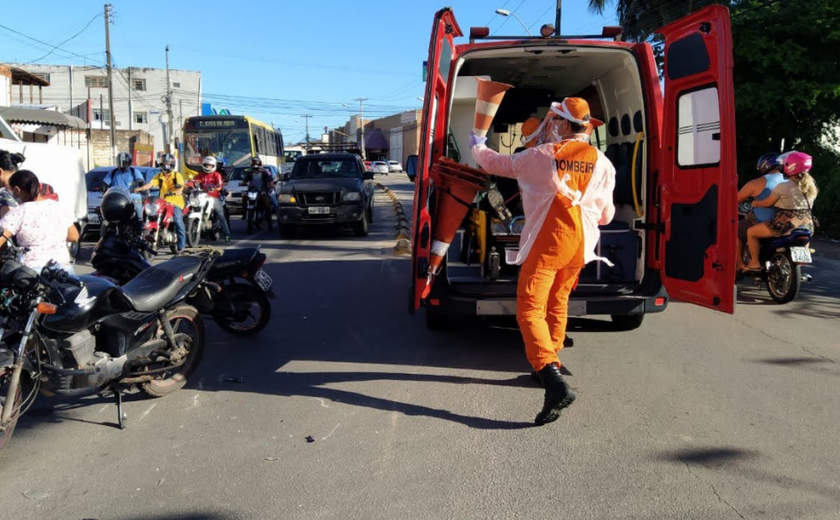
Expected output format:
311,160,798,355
7,64,201,165
330,109,421,165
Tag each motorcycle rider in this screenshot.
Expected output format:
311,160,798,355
246,156,280,224
736,153,785,270
134,153,186,252
193,156,232,244
103,151,145,221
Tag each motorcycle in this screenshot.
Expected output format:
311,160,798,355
246,187,272,234
739,201,815,303
142,193,181,258
92,218,273,336
0,239,218,455
185,184,222,247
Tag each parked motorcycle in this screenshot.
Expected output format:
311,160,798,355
142,193,181,258
92,191,273,335
739,202,815,303
246,187,272,234
185,184,222,247
0,237,218,455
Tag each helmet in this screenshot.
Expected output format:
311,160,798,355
160,153,175,172
250,156,263,169
117,152,132,170
780,151,812,177
202,156,218,173
101,188,136,223
756,153,780,175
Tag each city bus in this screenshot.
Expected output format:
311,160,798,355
182,115,284,176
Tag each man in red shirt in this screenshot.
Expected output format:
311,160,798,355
193,156,231,243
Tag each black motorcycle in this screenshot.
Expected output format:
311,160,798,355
0,241,218,455
92,194,273,336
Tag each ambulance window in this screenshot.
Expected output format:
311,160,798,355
438,39,453,84
676,86,721,168
667,33,711,80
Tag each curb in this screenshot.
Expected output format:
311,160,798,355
376,182,412,256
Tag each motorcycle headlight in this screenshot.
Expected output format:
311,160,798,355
278,194,296,204
144,203,158,216
343,192,362,202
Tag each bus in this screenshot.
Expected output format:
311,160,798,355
182,115,284,176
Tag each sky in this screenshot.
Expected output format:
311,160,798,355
0,0,618,144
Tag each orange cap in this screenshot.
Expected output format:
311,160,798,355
520,117,542,148
551,97,603,127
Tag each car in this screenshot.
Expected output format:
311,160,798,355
371,161,390,175
276,153,375,238
225,165,280,216
388,160,403,173
84,165,160,238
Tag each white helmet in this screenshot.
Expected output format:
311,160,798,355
202,156,218,174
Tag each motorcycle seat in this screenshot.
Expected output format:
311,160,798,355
119,256,204,312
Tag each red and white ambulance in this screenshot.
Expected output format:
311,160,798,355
408,5,738,329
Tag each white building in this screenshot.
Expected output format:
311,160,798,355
11,64,201,160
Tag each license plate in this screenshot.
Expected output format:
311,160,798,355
308,207,330,215
790,247,812,263
88,212,100,225
254,269,273,292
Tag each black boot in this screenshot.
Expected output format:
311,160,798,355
535,362,576,426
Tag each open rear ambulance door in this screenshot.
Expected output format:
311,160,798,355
409,8,460,315
656,4,738,313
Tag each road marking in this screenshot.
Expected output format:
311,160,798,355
322,423,341,441
315,398,329,408
138,402,157,422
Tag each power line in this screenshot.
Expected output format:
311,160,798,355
23,13,101,65
0,20,106,65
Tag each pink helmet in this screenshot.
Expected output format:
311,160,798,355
780,151,812,177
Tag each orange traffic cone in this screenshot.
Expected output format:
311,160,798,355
473,78,513,138
421,159,489,299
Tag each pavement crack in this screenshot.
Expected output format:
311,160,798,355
681,459,746,520
801,346,836,363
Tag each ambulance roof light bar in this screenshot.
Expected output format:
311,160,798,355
469,25,624,43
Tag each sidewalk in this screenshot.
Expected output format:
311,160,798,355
813,237,840,260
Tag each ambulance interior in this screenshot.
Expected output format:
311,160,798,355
442,45,649,293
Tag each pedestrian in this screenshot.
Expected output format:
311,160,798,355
0,149,26,218
0,170,79,274
470,97,616,425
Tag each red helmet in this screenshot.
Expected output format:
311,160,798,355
780,151,812,177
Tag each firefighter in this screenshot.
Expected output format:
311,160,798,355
470,97,616,425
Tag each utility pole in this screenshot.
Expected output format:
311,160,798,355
355,97,368,160
104,3,117,160
301,114,312,145
555,0,562,36
164,45,174,154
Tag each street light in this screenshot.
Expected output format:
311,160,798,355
495,8,532,36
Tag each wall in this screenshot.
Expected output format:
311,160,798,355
90,129,153,168
0,65,10,106
15,64,201,160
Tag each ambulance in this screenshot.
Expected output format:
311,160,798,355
409,5,738,329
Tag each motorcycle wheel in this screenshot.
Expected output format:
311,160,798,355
214,283,271,336
187,219,201,248
0,366,23,456
767,251,801,304
140,304,206,398
142,230,157,262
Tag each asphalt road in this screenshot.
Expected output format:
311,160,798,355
1,174,839,520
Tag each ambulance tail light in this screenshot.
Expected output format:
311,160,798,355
602,26,623,40
655,297,667,307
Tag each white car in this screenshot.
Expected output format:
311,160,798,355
388,160,403,173
371,161,390,175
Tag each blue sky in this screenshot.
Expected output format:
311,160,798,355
1,0,617,144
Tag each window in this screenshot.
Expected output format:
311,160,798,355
676,86,721,168
134,112,148,124
132,78,146,91
33,72,50,83
85,76,109,88
93,109,111,122
173,82,181,88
